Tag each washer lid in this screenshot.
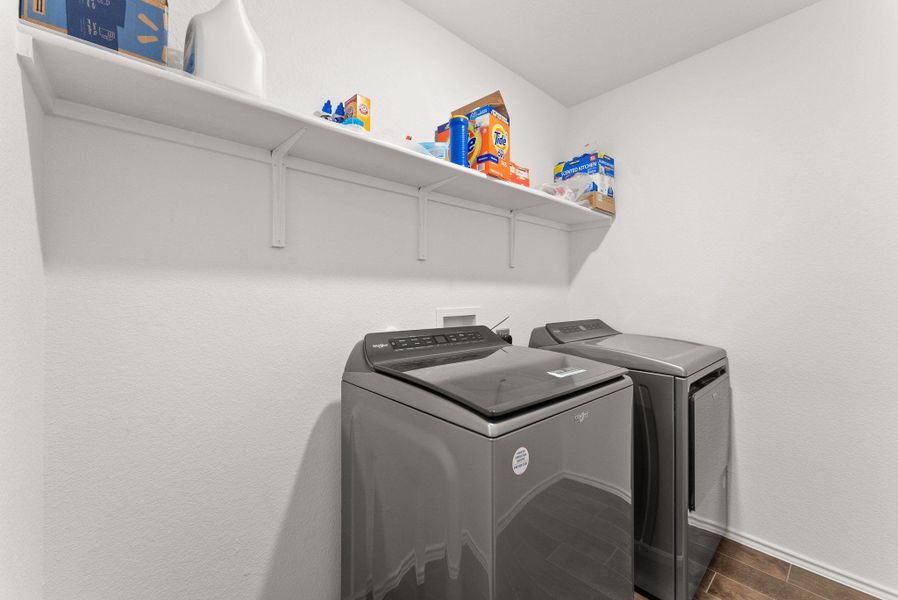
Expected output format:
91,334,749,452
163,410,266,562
364,326,626,418
566,334,726,377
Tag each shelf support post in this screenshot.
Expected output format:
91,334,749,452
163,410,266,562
270,128,307,248
417,188,428,261
509,210,518,269
507,202,545,269
416,176,458,261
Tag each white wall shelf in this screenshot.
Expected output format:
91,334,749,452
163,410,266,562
16,23,612,265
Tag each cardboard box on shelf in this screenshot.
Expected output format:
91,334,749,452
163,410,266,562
458,91,510,180
20,0,169,65
436,90,511,180
581,191,616,216
509,162,530,187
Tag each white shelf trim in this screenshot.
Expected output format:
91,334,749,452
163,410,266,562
15,23,613,264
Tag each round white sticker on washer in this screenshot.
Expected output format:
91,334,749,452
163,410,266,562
512,447,529,475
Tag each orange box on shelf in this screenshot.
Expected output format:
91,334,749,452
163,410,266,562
509,162,530,187
436,90,511,180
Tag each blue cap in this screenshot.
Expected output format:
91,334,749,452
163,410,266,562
321,100,333,114
335,102,345,117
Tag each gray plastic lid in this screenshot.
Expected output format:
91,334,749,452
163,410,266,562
566,334,726,377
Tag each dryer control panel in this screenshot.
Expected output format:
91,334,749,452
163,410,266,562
543,319,619,344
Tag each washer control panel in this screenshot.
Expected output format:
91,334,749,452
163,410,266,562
389,330,484,350
365,326,503,364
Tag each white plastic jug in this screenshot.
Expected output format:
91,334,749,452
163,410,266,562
184,0,267,98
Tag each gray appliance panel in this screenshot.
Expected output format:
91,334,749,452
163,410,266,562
541,318,620,343
343,367,630,439
493,387,634,600
631,360,731,600
530,322,725,378
530,321,730,600
376,345,627,417
566,335,724,378
342,382,635,600
341,382,493,600
629,370,677,600
350,328,629,418
676,362,731,600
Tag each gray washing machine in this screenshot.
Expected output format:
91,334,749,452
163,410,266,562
530,319,731,600
342,325,635,600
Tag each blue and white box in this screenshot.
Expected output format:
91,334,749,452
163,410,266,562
20,0,169,65
554,152,615,198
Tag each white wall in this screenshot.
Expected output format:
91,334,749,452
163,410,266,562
39,1,573,599
566,0,898,597
30,0,898,598
0,6,45,600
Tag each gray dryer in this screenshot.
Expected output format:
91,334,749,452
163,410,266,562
531,319,731,600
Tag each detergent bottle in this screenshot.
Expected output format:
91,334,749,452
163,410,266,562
184,0,266,98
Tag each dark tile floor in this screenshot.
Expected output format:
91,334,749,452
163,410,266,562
635,538,879,600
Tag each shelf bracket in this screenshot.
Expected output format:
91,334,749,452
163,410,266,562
417,176,458,261
270,128,307,248
16,29,55,114
508,210,518,269
508,202,546,269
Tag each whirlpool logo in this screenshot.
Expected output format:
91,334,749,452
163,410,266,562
573,411,590,424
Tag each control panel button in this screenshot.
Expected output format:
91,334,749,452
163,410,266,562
388,330,487,351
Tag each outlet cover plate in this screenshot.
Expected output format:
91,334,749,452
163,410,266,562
435,306,480,328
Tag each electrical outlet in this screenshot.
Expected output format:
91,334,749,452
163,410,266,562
435,307,480,328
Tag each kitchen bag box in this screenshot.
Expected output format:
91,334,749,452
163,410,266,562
555,151,616,215
20,0,168,65
554,152,615,197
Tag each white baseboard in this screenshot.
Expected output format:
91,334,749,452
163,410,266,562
723,528,896,600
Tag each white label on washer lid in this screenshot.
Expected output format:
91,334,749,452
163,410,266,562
547,367,586,378
512,447,529,475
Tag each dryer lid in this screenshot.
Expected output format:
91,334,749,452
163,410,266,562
567,334,726,377
363,326,626,417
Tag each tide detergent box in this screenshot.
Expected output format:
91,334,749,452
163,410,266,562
344,94,371,131
437,90,511,179
20,0,169,65
554,152,615,198
467,105,510,180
